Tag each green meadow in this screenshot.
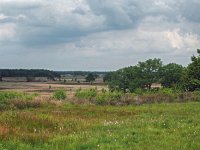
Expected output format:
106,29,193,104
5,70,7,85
0,99,200,150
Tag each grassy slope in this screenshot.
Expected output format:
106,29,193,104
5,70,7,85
0,102,200,150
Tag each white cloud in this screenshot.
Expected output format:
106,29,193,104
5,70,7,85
165,28,200,51
0,23,16,40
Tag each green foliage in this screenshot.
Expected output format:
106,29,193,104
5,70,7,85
186,49,200,91
85,73,96,83
95,92,109,104
156,88,178,99
0,69,60,78
95,91,123,105
107,58,163,92
75,89,123,105
138,58,163,89
134,88,144,95
63,79,66,83
160,63,184,88
75,88,97,100
53,89,67,100
74,87,200,105
0,91,37,110
103,72,113,82
0,91,33,101
106,52,200,92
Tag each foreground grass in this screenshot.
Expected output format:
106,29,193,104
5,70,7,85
0,102,200,150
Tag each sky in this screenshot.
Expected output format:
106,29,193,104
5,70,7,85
0,0,200,71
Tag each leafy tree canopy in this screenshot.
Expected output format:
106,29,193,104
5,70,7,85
186,49,200,91
86,73,96,82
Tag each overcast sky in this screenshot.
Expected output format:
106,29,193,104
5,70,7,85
0,0,200,71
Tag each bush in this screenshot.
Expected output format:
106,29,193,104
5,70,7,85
0,91,33,101
72,88,200,105
75,88,97,100
95,92,110,105
53,90,67,100
11,100,42,109
0,91,38,110
95,91,123,105
134,88,144,95
194,90,200,101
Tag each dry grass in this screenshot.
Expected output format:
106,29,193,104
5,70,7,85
0,82,108,99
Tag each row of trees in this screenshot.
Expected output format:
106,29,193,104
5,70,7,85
104,49,200,92
56,71,107,76
0,69,60,79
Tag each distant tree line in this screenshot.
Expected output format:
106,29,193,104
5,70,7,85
0,69,60,79
104,49,200,92
56,71,107,76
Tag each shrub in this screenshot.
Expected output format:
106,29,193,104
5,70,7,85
134,88,144,95
95,91,123,105
95,92,110,105
11,100,42,109
159,88,183,100
75,88,97,100
0,91,38,110
53,90,67,100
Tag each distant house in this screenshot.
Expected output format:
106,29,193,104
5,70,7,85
151,83,162,89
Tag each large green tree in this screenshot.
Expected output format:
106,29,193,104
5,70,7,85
186,49,200,91
86,73,96,83
160,63,184,88
137,58,162,89
107,58,163,92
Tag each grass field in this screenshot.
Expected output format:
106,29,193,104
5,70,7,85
0,102,200,150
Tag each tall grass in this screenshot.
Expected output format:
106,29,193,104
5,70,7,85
0,91,38,110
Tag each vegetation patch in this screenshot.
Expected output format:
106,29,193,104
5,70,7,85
0,91,38,110
53,89,67,100
75,88,97,100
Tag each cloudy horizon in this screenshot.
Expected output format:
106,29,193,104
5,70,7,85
0,0,200,71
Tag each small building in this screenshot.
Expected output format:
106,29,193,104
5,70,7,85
151,83,162,89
